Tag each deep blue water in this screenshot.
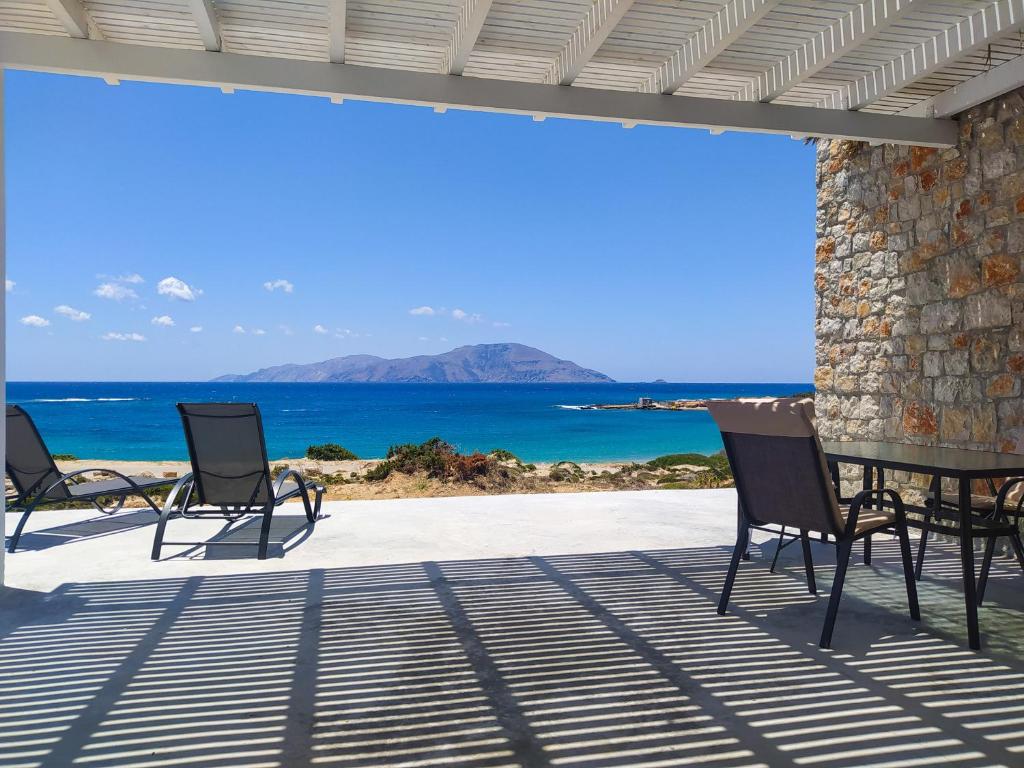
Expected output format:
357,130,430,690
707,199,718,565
6,382,811,462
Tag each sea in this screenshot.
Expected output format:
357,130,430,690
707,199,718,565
6,382,811,463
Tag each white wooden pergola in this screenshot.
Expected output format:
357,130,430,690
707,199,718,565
4,0,1024,581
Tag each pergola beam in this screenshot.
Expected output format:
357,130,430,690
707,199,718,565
822,0,1024,111
187,0,220,52
446,0,493,76
44,0,90,38
744,0,922,103
902,49,1024,118
546,0,635,86
643,0,782,95
0,31,958,146
328,0,346,64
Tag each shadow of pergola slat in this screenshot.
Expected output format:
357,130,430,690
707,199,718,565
2,540,1024,767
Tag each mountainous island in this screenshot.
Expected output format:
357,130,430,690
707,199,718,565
213,343,615,384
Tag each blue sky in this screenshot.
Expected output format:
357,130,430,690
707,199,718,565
6,69,816,382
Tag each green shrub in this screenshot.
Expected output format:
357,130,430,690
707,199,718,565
646,452,730,474
549,461,584,482
489,448,520,463
306,443,359,461
365,461,394,481
52,453,77,461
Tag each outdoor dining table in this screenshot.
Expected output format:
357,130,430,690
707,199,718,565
821,440,1024,651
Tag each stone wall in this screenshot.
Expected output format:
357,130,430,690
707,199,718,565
815,87,1024,495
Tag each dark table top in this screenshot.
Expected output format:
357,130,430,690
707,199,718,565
821,440,1024,477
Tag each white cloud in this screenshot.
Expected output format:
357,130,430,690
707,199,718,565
190,326,203,333
233,325,246,334
452,308,483,323
95,282,138,301
409,306,436,316
151,315,175,327
157,276,202,302
112,273,144,284
20,315,50,328
5,279,14,293
313,324,328,334
54,305,91,322
102,331,146,342
493,321,511,328
418,336,430,341
279,325,294,336
439,336,448,342
253,328,267,336
264,279,294,293
335,328,360,339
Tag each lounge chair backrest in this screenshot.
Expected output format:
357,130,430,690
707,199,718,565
6,405,72,501
708,397,845,537
177,403,274,507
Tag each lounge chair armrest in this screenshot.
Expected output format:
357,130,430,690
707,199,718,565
273,468,312,499
162,473,195,514
35,467,156,502
996,477,1024,520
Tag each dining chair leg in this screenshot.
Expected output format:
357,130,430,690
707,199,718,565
820,538,854,649
978,536,998,606
718,522,748,616
800,530,816,594
896,520,921,620
915,515,930,581
769,526,786,573
864,534,872,566
1010,531,1024,572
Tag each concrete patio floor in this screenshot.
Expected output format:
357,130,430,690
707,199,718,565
4,489,1024,768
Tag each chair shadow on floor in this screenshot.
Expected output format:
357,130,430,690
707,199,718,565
3,538,1024,768
6,509,158,551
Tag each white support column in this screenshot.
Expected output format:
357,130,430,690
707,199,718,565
187,0,221,52
328,0,346,64
545,0,635,86
822,0,1024,111
740,0,923,103
1,69,6,587
44,0,90,38
641,0,782,94
446,0,493,76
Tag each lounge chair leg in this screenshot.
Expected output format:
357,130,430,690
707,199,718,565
863,534,872,565
6,503,40,554
718,522,748,615
150,505,176,560
769,526,786,573
257,503,274,560
820,538,853,649
897,518,921,620
800,530,816,594
978,536,998,606
915,516,930,581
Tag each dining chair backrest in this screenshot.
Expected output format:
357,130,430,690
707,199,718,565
177,402,274,507
5,405,71,501
708,397,845,537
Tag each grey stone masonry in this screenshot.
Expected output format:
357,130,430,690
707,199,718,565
815,87,1024,496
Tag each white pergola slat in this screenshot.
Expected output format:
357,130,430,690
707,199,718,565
328,0,346,64
44,0,90,39
743,0,924,103
0,31,959,146
446,0,494,76
187,0,221,52
545,0,636,86
641,0,784,95
821,0,1024,111
903,52,1024,118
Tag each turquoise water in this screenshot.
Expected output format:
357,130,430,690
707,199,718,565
6,382,810,462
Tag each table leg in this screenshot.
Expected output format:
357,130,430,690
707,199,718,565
959,476,981,651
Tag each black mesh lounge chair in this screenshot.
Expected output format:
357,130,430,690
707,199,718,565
709,398,920,648
151,403,323,560
5,404,172,553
